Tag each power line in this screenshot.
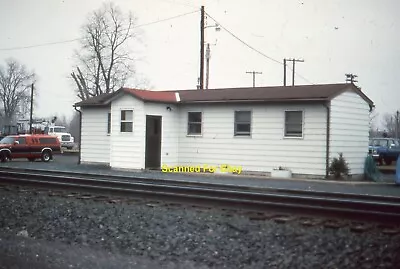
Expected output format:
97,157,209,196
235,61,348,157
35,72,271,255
286,63,313,85
205,12,314,85
0,38,81,51
0,10,199,51
205,12,281,65
152,0,199,9
136,9,198,28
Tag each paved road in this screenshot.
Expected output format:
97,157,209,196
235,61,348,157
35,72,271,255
6,154,78,165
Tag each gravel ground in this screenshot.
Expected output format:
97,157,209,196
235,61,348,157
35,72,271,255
0,233,197,269
0,187,399,269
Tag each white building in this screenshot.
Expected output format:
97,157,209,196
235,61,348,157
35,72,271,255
74,83,374,179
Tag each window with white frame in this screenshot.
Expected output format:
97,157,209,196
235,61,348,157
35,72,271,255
120,110,133,132
107,112,111,134
187,112,202,135
284,111,303,137
234,111,251,136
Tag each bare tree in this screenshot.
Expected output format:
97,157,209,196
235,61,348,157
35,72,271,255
50,114,69,129
369,110,379,138
69,112,80,143
381,111,400,137
0,59,35,125
71,2,138,101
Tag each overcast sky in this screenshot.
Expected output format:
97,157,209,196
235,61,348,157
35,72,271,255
0,0,399,126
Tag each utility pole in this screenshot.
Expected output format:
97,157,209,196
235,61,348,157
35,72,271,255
199,5,205,90
283,59,287,86
345,73,358,84
29,83,34,134
246,71,262,87
345,73,362,90
284,58,304,86
205,43,211,89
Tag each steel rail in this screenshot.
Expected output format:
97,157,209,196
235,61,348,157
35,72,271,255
1,167,400,204
1,169,400,224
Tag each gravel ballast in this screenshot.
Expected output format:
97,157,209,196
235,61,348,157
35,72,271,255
0,187,399,269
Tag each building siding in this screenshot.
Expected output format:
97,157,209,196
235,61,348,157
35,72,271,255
81,107,110,164
177,103,327,175
110,95,145,169
330,90,370,175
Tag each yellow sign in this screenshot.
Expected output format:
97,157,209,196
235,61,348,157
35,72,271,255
161,164,242,175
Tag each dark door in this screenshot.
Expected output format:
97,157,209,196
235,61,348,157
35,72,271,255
145,115,162,169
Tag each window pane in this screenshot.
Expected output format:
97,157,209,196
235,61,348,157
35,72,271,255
286,124,302,133
374,140,383,146
121,110,133,121
285,111,302,123
17,137,26,144
121,122,133,132
188,123,201,135
379,140,388,147
285,111,303,137
236,123,251,133
38,138,57,144
188,112,202,123
235,111,251,122
234,111,251,136
107,113,111,134
389,139,399,146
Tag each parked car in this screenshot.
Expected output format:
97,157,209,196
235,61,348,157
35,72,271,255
0,134,62,162
368,138,400,165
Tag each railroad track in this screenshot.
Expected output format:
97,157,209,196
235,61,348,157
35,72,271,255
0,167,400,225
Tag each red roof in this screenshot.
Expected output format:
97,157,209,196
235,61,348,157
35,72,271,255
122,88,176,103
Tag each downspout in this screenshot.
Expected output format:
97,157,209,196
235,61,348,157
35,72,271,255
73,105,82,165
324,101,331,179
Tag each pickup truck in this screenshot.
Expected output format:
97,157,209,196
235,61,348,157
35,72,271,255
44,125,75,149
369,138,400,165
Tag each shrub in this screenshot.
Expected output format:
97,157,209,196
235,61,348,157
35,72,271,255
329,153,350,179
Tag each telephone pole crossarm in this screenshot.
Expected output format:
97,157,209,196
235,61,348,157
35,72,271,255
345,73,358,84
246,71,262,87
284,58,304,86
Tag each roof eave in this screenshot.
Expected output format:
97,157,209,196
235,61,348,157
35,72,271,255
73,103,111,108
143,100,178,104
179,98,328,104
327,83,374,107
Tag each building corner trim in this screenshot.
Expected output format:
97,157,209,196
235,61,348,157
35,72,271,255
324,102,331,179
73,105,82,165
